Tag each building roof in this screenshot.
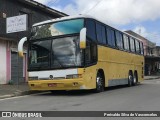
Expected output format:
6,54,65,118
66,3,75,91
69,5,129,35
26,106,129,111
17,0,67,17
125,30,147,41
125,30,156,47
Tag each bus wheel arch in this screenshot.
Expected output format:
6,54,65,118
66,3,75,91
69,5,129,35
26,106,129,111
95,69,105,93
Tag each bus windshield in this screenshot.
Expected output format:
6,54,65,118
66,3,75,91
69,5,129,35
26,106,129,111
29,36,84,70
31,19,84,40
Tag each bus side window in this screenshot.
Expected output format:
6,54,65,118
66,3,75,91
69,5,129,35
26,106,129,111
85,41,97,65
102,26,107,45
96,23,103,44
111,29,116,47
107,27,115,47
120,33,124,49
85,42,91,64
123,35,130,51
91,43,97,63
135,40,140,54
130,37,135,53
86,19,96,41
140,42,144,55
115,31,123,49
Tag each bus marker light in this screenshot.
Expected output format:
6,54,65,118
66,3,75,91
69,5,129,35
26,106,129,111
73,82,78,86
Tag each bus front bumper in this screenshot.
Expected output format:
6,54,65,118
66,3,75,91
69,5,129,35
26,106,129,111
28,79,87,91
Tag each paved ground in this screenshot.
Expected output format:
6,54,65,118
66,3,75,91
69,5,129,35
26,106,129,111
0,78,160,120
0,83,29,96
0,83,41,99
144,75,160,80
0,75,159,99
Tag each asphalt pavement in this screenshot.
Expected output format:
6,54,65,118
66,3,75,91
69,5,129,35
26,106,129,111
0,75,159,99
0,78,160,120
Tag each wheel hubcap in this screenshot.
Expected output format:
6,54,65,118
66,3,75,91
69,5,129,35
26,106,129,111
133,76,136,83
128,75,132,84
96,75,103,92
97,76,102,86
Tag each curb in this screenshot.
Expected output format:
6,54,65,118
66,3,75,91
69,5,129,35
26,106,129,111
144,77,160,80
0,94,14,99
0,90,43,99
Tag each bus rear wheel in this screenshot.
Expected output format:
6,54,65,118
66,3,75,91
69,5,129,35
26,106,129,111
95,72,104,93
133,72,138,86
128,72,133,87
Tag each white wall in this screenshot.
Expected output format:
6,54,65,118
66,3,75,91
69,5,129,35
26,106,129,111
0,40,6,84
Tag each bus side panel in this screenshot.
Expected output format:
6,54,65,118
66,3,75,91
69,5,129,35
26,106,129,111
98,46,144,87
82,65,97,89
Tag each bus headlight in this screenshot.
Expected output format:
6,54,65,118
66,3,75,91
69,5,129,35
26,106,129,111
66,74,82,79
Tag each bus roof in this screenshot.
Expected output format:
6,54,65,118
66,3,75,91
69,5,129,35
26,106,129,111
33,15,143,43
33,15,92,26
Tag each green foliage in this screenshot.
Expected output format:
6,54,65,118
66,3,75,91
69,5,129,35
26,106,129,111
8,80,13,85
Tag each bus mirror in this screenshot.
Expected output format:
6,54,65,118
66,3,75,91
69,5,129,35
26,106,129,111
18,37,27,57
80,28,87,49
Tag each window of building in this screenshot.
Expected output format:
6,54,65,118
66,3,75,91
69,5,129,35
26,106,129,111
151,49,153,55
86,19,96,41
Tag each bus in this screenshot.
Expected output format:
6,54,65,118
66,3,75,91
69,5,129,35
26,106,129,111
18,15,144,93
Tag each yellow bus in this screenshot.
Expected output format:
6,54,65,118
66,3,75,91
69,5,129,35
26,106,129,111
18,15,144,92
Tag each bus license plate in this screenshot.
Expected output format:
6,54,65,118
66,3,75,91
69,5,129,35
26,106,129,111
48,83,57,87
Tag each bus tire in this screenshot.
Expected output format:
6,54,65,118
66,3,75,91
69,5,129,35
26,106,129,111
128,71,133,87
133,71,138,86
95,72,104,93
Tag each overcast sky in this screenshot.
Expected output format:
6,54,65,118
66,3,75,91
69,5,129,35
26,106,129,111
35,0,160,45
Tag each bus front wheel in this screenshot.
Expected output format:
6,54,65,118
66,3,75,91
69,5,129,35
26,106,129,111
95,72,104,92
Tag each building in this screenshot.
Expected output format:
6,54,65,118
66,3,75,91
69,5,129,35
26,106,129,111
151,46,160,72
0,0,67,84
153,46,160,56
125,30,156,56
125,30,160,75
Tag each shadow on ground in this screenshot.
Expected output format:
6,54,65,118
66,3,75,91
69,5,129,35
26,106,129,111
33,83,144,97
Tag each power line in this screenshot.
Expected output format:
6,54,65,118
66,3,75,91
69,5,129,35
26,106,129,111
84,0,104,14
48,0,59,6
52,0,58,4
